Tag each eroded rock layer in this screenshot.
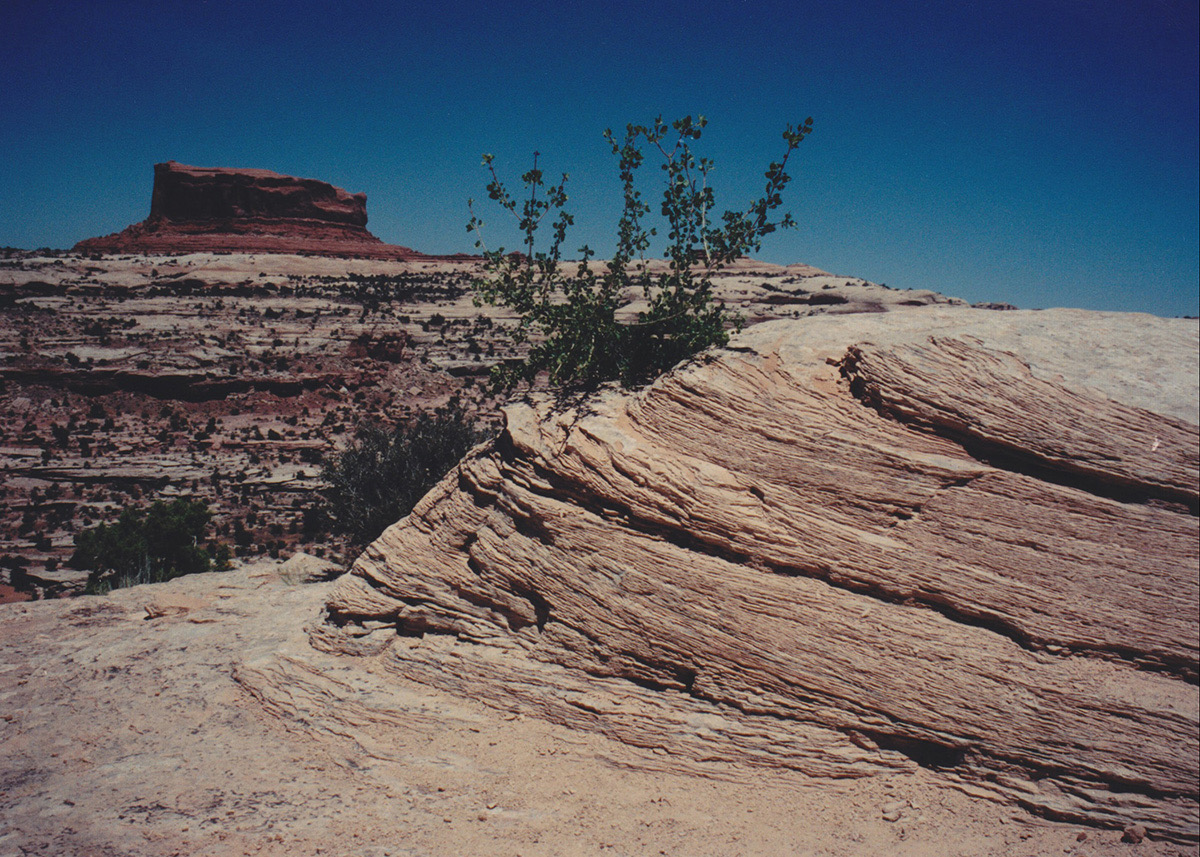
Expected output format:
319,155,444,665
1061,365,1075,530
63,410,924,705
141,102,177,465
75,162,427,259
318,307,1200,842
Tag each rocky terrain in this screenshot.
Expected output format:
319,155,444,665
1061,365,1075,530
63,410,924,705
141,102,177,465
10,555,1193,857
2,146,1194,855
0,296,1195,856
74,162,435,259
321,308,1199,843
0,251,492,599
0,249,959,600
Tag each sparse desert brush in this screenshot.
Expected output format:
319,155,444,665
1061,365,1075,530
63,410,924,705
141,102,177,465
320,399,489,549
468,114,812,391
71,497,231,594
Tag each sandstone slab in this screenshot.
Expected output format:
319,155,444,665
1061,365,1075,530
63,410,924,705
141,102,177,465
2,558,1188,856
320,307,1200,842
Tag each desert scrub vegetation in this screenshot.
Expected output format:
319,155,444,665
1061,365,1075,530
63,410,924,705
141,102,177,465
468,114,812,390
320,400,489,549
71,497,231,594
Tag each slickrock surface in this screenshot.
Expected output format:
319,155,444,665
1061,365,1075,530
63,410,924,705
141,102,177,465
321,307,1200,843
2,557,1194,856
74,162,431,259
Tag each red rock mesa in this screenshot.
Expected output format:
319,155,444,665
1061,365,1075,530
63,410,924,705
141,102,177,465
75,161,431,259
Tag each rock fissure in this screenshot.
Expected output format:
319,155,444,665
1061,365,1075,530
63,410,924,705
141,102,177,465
483,441,1181,677
669,674,991,779
886,475,985,526
686,668,1198,817
838,343,1199,515
376,457,1199,796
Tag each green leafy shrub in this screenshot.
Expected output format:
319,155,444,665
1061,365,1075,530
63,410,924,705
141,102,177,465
468,114,812,390
72,498,231,594
320,401,488,548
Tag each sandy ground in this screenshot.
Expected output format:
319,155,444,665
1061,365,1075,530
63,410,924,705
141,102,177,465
1,559,1194,857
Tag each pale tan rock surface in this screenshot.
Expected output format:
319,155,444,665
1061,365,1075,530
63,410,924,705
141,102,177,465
3,558,1195,856
3,253,1197,852
321,307,1200,843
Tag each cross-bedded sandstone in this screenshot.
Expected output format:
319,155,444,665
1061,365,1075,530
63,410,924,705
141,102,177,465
320,307,1200,842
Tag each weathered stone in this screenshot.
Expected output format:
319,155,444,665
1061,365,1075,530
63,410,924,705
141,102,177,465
319,307,1199,843
1123,824,1149,844
4,555,1175,856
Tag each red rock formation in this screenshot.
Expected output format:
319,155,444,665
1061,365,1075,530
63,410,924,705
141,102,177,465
75,162,429,259
148,162,368,226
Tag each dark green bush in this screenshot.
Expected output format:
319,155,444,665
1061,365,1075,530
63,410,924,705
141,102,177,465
320,401,488,548
468,115,812,390
71,498,231,594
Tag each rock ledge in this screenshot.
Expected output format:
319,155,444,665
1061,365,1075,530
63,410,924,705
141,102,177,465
319,307,1200,843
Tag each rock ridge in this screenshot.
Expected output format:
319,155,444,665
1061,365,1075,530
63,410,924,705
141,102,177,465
318,307,1199,842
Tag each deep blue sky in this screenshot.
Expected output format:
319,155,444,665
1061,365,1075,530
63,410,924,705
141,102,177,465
2,0,1197,316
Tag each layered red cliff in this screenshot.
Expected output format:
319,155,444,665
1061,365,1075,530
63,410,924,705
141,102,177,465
75,162,430,259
